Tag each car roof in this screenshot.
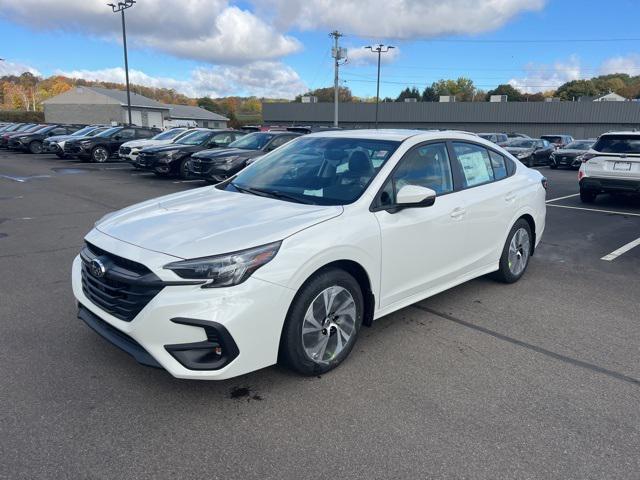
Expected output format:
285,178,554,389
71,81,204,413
601,131,640,136
305,129,463,142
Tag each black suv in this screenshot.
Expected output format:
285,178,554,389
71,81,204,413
43,125,109,158
134,129,245,178
1,124,45,148
7,124,81,153
188,131,301,183
64,126,159,162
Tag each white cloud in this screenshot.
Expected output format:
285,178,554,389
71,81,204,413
508,55,582,93
0,60,40,77
344,46,400,67
600,54,640,76
257,0,545,39
0,0,301,64
56,62,308,99
508,54,640,93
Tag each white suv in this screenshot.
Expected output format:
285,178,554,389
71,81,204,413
72,130,546,380
579,132,640,203
118,128,189,162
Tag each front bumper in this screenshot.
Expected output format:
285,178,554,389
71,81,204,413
552,155,581,168
580,177,640,194
189,159,240,182
65,143,91,156
43,141,62,153
71,231,296,380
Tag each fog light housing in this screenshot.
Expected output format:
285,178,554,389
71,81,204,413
164,318,239,370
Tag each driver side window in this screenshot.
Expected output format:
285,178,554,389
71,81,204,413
380,142,453,206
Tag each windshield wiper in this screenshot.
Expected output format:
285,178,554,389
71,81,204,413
230,183,314,204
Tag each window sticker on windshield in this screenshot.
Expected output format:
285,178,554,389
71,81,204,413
303,189,323,197
459,152,492,186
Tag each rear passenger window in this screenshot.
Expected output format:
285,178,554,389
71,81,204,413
453,143,494,187
489,151,508,180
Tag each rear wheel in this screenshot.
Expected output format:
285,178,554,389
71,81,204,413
28,141,43,154
280,269,363,376
580,188,597,203
91,146,109,163
492,219,532,284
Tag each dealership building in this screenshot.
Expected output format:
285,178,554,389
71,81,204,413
43,86,227,129
263,101,640,138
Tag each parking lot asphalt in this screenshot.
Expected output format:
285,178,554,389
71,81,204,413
1,152,639,480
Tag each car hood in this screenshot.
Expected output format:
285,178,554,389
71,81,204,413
555,149,586,156
141,144,198,154
122,139,172,149
192,148,259,160
505,147,534,154
46,134,75,142
66,136,96,144
95,186,343,259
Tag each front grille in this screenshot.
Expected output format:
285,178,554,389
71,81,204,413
136,153,156,167
120,146,131,155
80,242,164,322
65,144,81,153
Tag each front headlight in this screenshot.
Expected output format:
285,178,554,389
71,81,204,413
163,149,181,160
164,241,281,288
516,151,531,159
80,140,93,146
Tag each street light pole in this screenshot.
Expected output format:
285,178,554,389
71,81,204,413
108,1,135,126
365,44,394,129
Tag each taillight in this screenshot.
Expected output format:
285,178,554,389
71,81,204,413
581,153,596,163
541,177,548,190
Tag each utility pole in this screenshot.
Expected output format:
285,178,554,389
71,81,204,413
108,1,136,126
365,44,394,129
330,31,346,127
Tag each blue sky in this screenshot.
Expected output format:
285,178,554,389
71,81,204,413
1,0,639,99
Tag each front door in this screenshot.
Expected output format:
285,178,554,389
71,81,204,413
374,142,468,308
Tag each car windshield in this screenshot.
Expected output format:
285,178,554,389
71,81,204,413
72,126,99,137
227,136,400,206
478,134,494,140
542,136,563,143
565,141,593,150
508,139,536,148
175,130,211,145
228,132,276,150
593,135,640,154
95,127,122,138
152,129,186,141
34,125,55,134
86,127,109,137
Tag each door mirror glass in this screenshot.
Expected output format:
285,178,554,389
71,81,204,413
396,185,436,208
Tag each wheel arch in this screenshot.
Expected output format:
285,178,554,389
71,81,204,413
516,213,536,255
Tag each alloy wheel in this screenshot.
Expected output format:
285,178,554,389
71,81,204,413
301,286,357,364
508,227,530,276
93,147,108,163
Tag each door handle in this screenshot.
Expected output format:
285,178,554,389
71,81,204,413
450,207,466,219
505,191,517,202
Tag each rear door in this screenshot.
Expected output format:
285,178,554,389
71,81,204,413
450,141,522,270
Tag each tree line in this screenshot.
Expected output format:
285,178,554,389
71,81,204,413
296,73,640,103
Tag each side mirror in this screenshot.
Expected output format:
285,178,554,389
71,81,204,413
394,185,437,210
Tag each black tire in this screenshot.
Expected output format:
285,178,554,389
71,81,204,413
549,163,557,169
55,152,67,159
91,146,110,163
178,158,191,179
28,141,43,154
280,268,364,376
580,188,596,203
492,219,533,284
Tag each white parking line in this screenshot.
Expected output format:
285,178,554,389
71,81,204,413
601,237,640,261
172,179,204,184
546,193,579,203
547,204,640,218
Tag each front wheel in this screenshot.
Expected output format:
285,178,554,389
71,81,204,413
91,146,109,163
492,219,532,283
29,141,43,154
280,269,363,376
178,158,191,179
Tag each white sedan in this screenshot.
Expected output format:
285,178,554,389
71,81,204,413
72,129,546,379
